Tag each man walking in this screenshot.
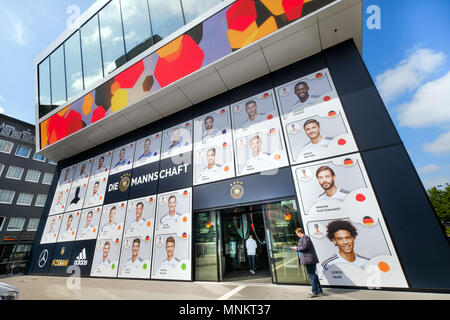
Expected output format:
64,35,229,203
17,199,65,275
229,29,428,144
246,234,257,274
294,228,323,298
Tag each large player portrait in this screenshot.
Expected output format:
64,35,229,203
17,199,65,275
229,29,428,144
57,211,81,243
110,143,135,175
57,165,76,188
118,236,152,279
90,151,113,177
90,238,121,278
48,187,70,216
124,196,156,238
40,215,63,244
72,159,93,183
231,91,278,131
161,122,193,159
306,218,407,288
133,133,162,168
275,69,338,120
76,207,102,241
284,111,358,164
193,107,235,185
155,189,191,235
84,176,108,208
235,130,288,176
151,233,191,281
98,202,127,240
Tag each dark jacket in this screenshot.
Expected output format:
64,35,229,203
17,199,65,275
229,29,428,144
296,235,319,265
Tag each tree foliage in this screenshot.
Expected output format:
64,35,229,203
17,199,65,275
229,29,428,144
427,183,450,223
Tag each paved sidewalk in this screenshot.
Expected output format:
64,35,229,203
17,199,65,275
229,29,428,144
2,276,449,300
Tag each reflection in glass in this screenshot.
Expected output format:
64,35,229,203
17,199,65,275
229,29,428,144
50,45,67,108
99,0,126,75
38,57,52,118
81,16,103,89
64,31,84,101
182,0,220,24
121,0,153,61
194,211,218,281
264,200,309,284
148,0,184,43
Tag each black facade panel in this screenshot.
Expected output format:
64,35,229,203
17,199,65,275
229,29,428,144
129,161,160,199
104,170,132,204
68,240,97,277
323,40,402,150
270,53,327,88
229,75,273,105
193,167,296,211
361,145,450,291
48,242,75,275
157,152,193,194
29,243,56,274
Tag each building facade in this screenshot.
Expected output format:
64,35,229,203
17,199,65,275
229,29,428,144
29,0,449,291
0,114,56,274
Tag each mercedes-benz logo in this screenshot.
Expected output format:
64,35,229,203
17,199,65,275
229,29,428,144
38,249,49,268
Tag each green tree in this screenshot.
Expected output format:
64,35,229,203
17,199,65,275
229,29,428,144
427,183,450,223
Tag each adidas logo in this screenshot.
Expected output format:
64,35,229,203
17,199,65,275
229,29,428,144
74,248,88,266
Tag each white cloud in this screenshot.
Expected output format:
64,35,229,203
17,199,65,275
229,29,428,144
5,10,27,46
376,48,446,103
0,106,4,114
418,164,443,175
423,131,450,155
422,176,450,190
397,71,450,128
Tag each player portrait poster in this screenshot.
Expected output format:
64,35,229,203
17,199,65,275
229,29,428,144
98,201,127,241
275,68,338,121
40,214,64,244
118,235,152,279
90,238,121,278
118,196,156,278
72,158,93,183
57,165,76,189
193,107,235,185
109,143,136,175
76,206,102,241
161,121,193,160
133,132,162,169
83,174,108,208
48,186,70,216
64,179,88,212
57,211,81,243
90,151,113,177
152,188,192,280
231,90,289,176
151,233,191,281
291,154,408,288
275,69,358,165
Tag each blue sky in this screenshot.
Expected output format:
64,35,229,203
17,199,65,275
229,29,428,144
0,0,449,189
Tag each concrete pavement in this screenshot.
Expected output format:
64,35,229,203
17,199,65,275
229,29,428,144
1,275,449,300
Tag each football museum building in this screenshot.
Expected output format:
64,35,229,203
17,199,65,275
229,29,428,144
29,0,449,291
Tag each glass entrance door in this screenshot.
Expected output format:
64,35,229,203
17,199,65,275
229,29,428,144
219,205,271,281
193,198,309,284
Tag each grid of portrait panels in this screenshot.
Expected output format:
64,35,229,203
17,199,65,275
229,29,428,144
274,68,358,165
151,188,192,281
193,107,235,185
291,153,408,288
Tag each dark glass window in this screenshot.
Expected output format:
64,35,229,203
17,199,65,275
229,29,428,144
121,0,153,60
81,15,104,89
65,31,84,101
181,0,220,24
50,45,66,108
148,0,185,44
38,57,52,118
99,0,126,75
